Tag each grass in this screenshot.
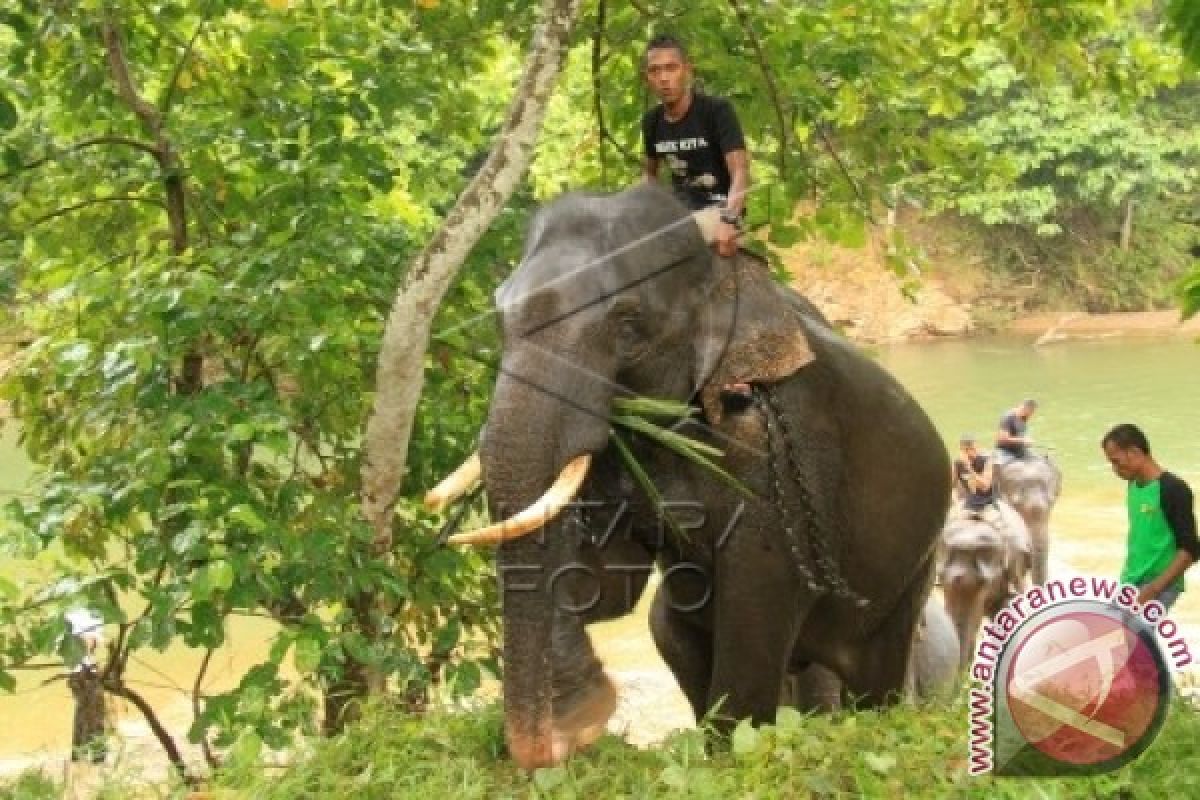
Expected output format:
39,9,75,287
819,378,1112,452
0,691,1156,799
6,693,1198,798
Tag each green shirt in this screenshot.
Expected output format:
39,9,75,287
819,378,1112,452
1122,477,1185,591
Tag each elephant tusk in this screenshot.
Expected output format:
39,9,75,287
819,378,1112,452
447,454,592,546
424,452,482,513
692,207,721,244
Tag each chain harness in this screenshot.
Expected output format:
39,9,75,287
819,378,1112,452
757,385,875,622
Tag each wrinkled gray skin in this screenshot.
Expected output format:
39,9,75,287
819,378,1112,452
939,502,1031,670
785,596,961,710
992,456,1061,585
478,184,951,769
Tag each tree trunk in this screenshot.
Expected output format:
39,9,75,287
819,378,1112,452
362,0,583,540
1120,195,1135,251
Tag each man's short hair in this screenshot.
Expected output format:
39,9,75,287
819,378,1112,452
644,33,688,66
1102,423,1151,455
959,434,977,447
1021,398,1038,410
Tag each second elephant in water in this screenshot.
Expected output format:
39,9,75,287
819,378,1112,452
992,455,1061,585
939,502,1031,670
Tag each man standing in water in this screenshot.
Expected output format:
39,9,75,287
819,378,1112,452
1102,423,1198,609
641,34,749,259
995,398,1039,462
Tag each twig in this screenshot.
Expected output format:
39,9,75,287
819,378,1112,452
105,679,192,782
24,194,166,230
193,647,220,769
729,0,790,178
0,136,160,179
592,0,608,185
816,123,877,224
158,9,211,122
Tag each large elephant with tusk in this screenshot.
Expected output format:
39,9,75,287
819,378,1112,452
425,184,951,770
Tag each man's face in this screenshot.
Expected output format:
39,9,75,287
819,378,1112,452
644,46,691,105
1019,405,1036,421
961,443,978,460
1103,441,1141,481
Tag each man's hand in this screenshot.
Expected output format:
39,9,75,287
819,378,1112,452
1137,582,1163,605
715,220,738,257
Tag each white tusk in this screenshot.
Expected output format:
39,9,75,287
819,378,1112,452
692,208,720,244
448,454,592,546
424,452,482,513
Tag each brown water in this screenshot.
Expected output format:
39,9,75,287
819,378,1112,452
2,334,1199,768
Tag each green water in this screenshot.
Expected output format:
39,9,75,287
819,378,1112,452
878,335,1200,488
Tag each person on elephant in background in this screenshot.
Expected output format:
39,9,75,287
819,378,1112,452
641,33,749,260
994,398,1038,462
952,434,997,520
1102,424,1199,611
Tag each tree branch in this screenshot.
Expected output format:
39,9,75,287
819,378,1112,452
105,679,192,781
100,17,163,136
729,0,790,178
592,0,608,185
158,9,211,123
0,135,160,179
362,0,583,540
192,647,220,770
24,194,167,230
816,123,876,223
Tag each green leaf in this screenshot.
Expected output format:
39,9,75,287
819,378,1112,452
0,91,16,130
532,766,567,790
208,560,235,592
293,635,322,674
731,719,761,757
863,751,897,774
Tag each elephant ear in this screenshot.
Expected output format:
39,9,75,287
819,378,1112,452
693,252,816,423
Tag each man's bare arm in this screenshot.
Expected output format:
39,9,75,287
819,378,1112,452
723,149,749,216
643,157,660,182
1138,550,1196,604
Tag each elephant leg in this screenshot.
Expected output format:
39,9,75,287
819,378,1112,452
783,663,843,712
704,586,810,730
649,587,712,722
842,573,928,707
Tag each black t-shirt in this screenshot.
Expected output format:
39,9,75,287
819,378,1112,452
642,93,746,210
955,454,995,511
997,412,1028,458
1160,471,1200,559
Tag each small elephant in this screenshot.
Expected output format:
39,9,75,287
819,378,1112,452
939,502,1031,670
992,455,1061,585
784,596,961,710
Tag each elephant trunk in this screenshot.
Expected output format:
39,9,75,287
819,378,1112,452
480,356,614,770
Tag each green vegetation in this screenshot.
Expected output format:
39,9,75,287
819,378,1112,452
3,696,1175,799
0,0,1197,788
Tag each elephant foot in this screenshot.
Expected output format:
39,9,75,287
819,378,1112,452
550,670,617,761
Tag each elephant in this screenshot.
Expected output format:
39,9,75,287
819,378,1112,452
991,455,1061,585
938,501,1031,670
425,184,951,770
785,596,961,711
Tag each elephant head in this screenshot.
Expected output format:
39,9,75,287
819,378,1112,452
992,456,1061,585
430,185,816,769
939,502,1031,670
